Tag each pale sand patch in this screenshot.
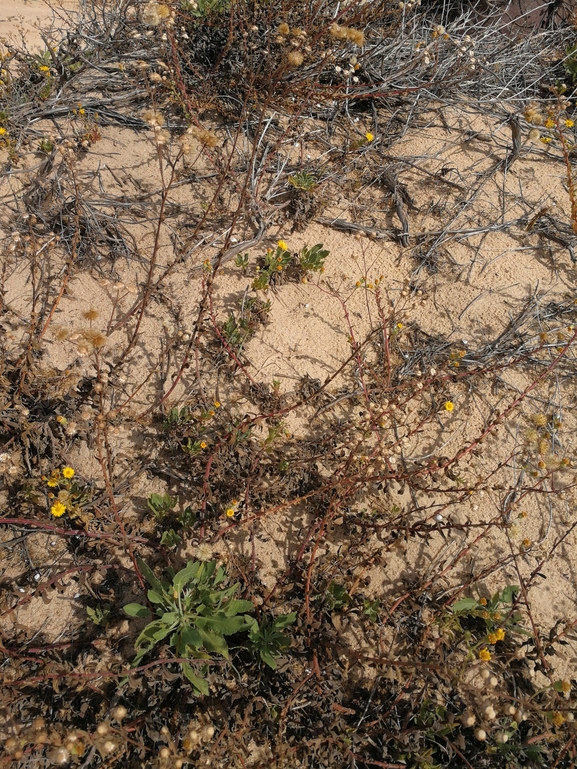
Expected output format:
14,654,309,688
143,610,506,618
0,0,76,50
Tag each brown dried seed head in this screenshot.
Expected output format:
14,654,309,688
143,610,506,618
82,329,107,348
82,308,99,321
188,126,219,148
278,22,289,35
52,324,70,341
287,50,304,67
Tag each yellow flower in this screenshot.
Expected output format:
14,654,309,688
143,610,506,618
213,401,221,408
51,501,66,517
488,632,498,645
365,132,374,142
552,711,565,727
62,466,75,479
444,401,454,412
277,240,288,251
479,597,487,606
78,108,85,115
200,441,207,449
522,538,532,549
396,322,403,329
39,65,50,72
540,137,552,144
565,119,575,128
225,508,235,517
47,479,58,488
0,127,6,136
495,628,505,641
544,118,555,129
478,648,491,661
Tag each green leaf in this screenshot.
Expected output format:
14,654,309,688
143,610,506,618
173,561,201,593
179,625,203,651
501,585,520,604
123,603,150,618
197,612,248,636
197,627,230,658
450,598,478,613
147,590,166,605
260,649,278,669
273,612,297,629
224,599,254,616
134,619,170,649
160,529,182,548
137,558,165,594
245,616,260,641
182,662,209,695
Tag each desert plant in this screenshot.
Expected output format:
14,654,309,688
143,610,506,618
123,558,254,692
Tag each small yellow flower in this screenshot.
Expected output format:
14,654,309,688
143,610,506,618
396,322,403,329
478,648,491,661
479,597,487,606
51,501,66,517
365,132,374,142
276,265,283,271
488,632,498,645
552,711,565,727
209,409,215,417
540,136,552,144
522,538,532,549
78,107,85,115
200,441,207,449
0,127,7,136
565,119,575,128
213,401,221,408
62,466,75,479
277,240,288,251
39,65,50,72
47,479,58,488
444,401,454,412
495,628,505,641
544,118,555,129
225,508,235,517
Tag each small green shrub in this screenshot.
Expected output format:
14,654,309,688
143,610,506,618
123,558,293,693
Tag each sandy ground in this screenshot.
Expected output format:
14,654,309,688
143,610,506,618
0,0,76,49
1,4,577,743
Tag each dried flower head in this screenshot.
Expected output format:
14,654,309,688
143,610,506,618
155,128,171,146
52,324,70,341
278,22,290,35
143,109,165,127
77,340,94,357
142,3,161,26
287,50,304,67
81,329,107,348
196,543,213,562
330,23,365,46
187,125,219,148
82,308,99,321
48,747,71,766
